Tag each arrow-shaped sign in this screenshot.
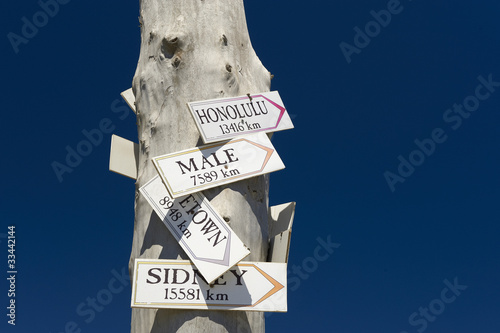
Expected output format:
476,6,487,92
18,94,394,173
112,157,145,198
188,91,293,143
152,133,285,198
139,176,250,284
131,259,287,312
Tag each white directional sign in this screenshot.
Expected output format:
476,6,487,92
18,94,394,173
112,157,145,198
152,132,285,198
121,88,136,114
139,176,250,284
131,259,287,312
268,202,296,263
188,91,293,143
109,134,139,179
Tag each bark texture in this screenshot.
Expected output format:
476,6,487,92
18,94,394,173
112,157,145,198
130,1,271,332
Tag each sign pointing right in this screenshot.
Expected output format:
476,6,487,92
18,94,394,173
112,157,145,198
152,133,285,198
188,91,293,143
131,259,287,312
139,175,250,285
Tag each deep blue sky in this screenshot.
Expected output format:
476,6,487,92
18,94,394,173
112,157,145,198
2,1,500,332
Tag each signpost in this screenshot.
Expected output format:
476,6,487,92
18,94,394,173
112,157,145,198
131,259,287,312
140,176,250,284
152,132,285,198
188,91,293,143
119,2,294,330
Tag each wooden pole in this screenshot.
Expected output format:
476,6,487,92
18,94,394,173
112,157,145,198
129,1,271,331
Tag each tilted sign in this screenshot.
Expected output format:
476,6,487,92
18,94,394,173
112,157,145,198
131,259,287,312
188,91,293,143
139,176,250,284
152,132,285,198
268,202,296,264
121,88,136,114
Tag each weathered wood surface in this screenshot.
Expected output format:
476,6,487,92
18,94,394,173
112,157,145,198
130,1,271,332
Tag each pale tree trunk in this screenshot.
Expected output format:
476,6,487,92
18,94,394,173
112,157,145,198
129,1,271,332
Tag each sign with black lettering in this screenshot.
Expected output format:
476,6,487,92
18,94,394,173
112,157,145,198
188,91,293,143
139,176,250,284
152,133,285,198
131,259,287,312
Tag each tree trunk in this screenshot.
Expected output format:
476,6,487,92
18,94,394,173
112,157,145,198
129,1,271,332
